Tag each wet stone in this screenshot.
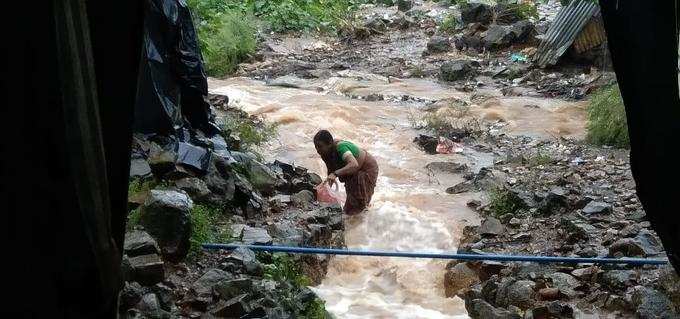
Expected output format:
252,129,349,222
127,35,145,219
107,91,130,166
241,226,273,245
125,230,160,257
599,270,638,291
547,272,580,298
582,201,612,216
479,217,505,237
128,254,165,286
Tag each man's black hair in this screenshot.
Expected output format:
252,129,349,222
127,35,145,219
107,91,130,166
314,129,333,144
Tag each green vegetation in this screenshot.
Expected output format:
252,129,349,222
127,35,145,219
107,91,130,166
488,187,526,217
222,117,279,151
127,208,142,228
439,14,460,33
128,178,155,197
189,204,232,259
262,253,328,318
264,253,312,286
525,150,553,167
586,84,630,148
201,12,257,76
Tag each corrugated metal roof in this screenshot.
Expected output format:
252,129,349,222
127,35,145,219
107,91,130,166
572,17,606,54
533,0,600,68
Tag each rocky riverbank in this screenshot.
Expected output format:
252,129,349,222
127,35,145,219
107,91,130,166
120,103,344,318
438,132,680,318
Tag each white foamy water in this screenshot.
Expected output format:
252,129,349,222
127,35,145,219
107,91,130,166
208,74,585,318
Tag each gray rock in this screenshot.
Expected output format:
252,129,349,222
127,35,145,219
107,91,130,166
124,230,160,257
632,286,677,319
560,217,596,243
174,177,211,202
537,187,568,215
135,293,167,319
215,277,254,300
444,262,480,297
582,201,612,215
510,20,535,42
483,25,516,50
232,152,279,196
226,247,257,265
608,238,646,257
466,299,521,319
599,270,638,290
120,282,145,309
570,266,600,280
129,254,165,286
211,294,249,318
446,181,474,194
479,217,505,237
192,269,231,299
269,220,304,246
396,0,413,12
130,158,152,178
526,301,574,319
139,190,193,261
241,226,273,245
547,272,580,298
426,36,451,54
461,3,493,24
440,60,479,82
505,280,536,310
634,230,663,256
147,143,176,177
291,189,315,208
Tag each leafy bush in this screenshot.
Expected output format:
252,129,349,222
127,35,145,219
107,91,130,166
222,117,279,150
264,253,312,286
586,84,629,148
488,187,526,217
199,12,257,77
261,253,327,318
188,204,232,259
439,14,460,33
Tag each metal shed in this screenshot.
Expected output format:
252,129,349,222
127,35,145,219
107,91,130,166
533,0,606,67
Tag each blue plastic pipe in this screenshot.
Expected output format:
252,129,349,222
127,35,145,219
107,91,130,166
202,243,668,266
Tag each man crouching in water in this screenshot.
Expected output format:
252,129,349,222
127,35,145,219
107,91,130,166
313,129,379,215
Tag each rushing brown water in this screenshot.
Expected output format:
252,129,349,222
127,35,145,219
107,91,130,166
209,73,586,318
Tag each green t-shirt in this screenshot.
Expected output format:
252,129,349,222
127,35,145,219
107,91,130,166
337,141,360,162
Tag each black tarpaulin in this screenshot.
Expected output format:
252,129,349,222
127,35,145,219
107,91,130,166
134,0,217,136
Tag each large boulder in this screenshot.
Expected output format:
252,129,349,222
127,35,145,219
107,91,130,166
461,3,493,25
232,152,279,196
139,190,193,261
440,60,479,82
174,177,211,203
426,36,452,54
479,217,505,237
483,25,516,50
124,230,160,257
128,254,165,286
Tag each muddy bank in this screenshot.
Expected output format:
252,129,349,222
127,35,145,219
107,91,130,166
440,133,680,318
120,101,345,318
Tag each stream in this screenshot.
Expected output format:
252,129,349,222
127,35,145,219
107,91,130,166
209,73,586,318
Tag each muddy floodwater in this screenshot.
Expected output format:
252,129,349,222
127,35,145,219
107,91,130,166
209,73,586,318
